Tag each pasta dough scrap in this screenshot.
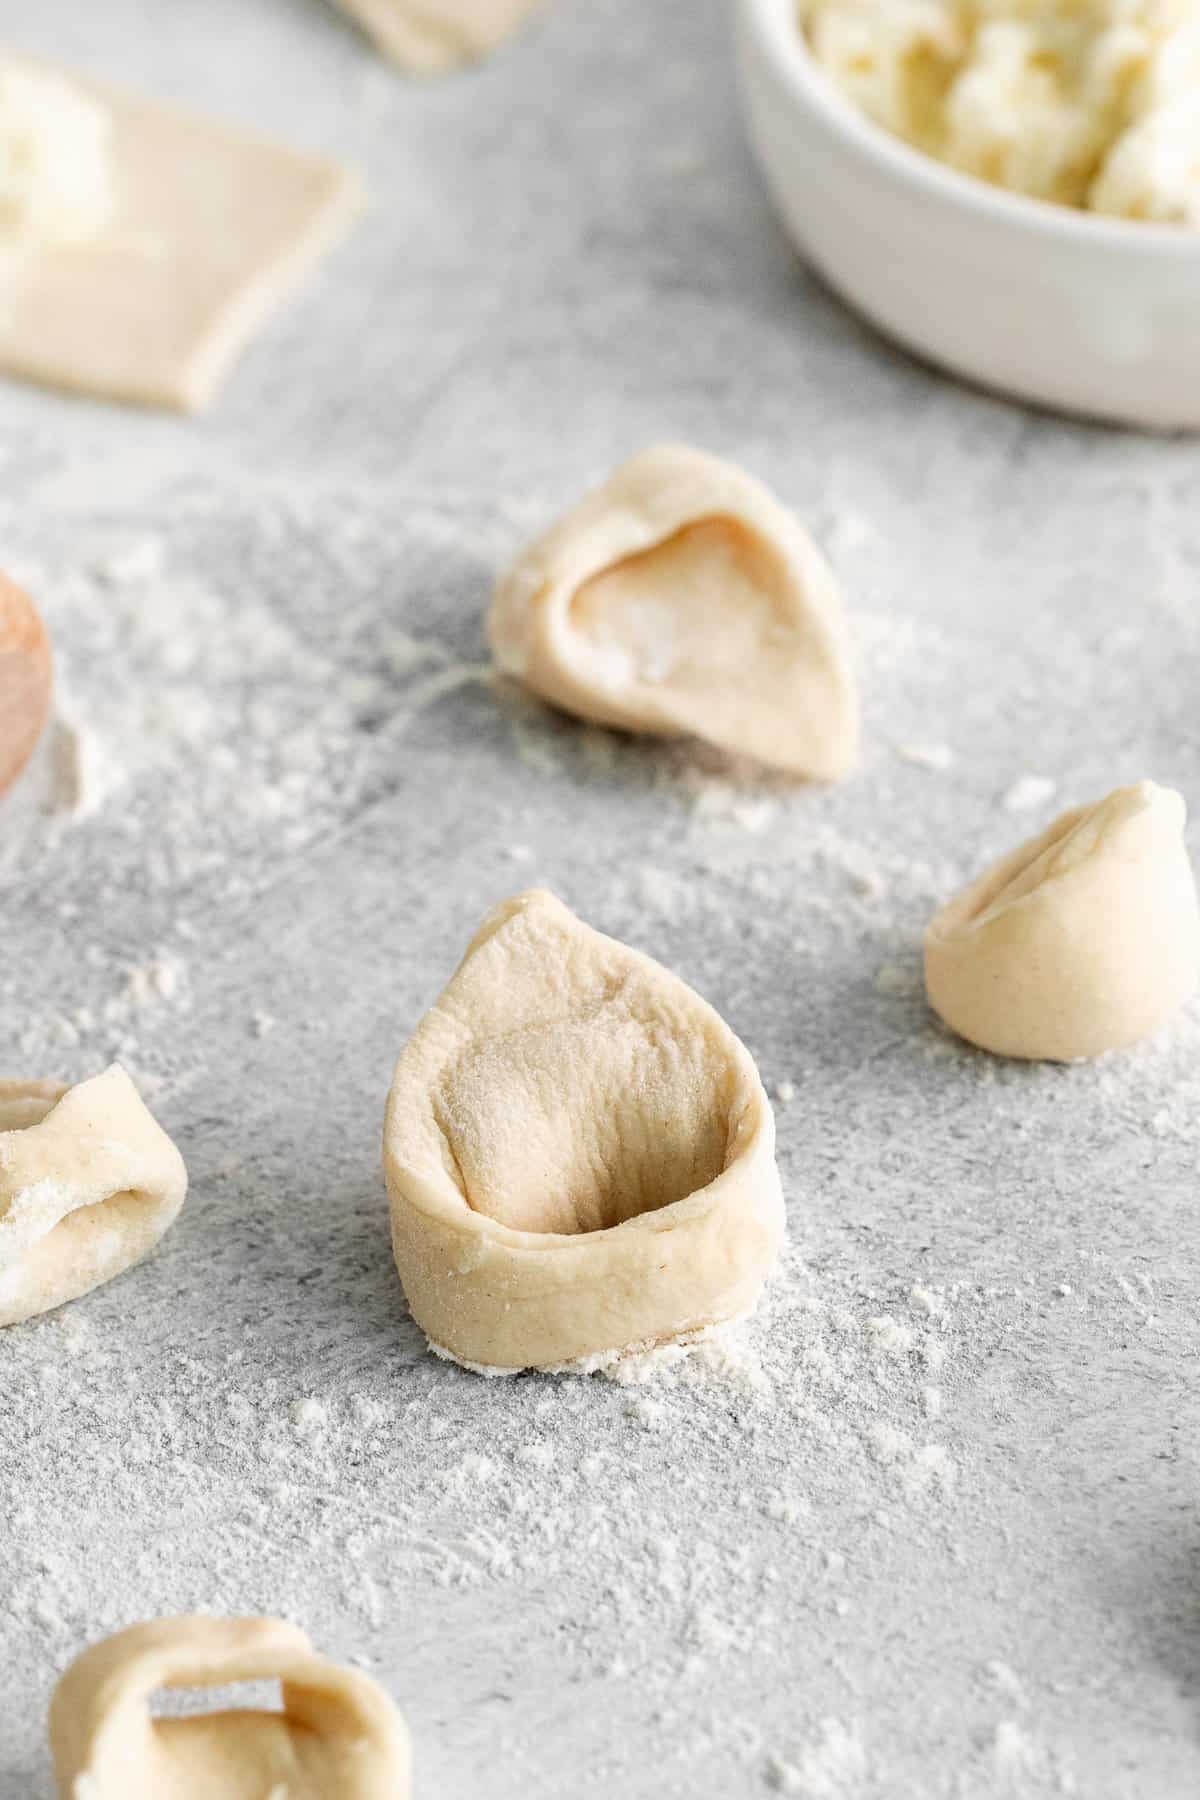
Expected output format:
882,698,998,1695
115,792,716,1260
50,1616,411,1800
925,781,1200,1061
0,1065,187,1327
0,572,52,799
384,888,785,1372
489,444,859,779
0,56,361,412
334,0,544,73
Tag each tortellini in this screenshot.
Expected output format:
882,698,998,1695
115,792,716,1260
384,889,784,1372
489,444,858,779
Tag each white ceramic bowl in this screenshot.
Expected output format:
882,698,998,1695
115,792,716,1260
735,0,1200,431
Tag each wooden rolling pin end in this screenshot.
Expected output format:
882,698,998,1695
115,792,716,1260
0,574,53,800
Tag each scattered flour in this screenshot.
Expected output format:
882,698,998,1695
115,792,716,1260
1001,775,1058,815
909,1285,943,1317
89,536,165,587
874,960,922,999
0,510,487,919
0,465,1188,1798
1,1240,969,1785
894,743,954,772
291,1398,329,1434
983,1660,1027,1708
765,1718,869,1796
638,864,685,919
991,1718,1048,1781
866,1316,916,1358
623,1394,668,1430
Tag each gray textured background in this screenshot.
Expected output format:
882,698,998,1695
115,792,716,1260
2,1,1199,1795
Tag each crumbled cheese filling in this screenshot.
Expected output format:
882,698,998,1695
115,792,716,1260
0,62,115,248
799,0,1200,223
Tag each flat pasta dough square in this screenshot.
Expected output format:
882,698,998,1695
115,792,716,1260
0,58,361,411
334,0,544,71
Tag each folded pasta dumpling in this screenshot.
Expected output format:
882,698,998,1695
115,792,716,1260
0,572,52,798
489,444,859,779
50,1616,411,1800
925,781,1200,1061
0,1064,187,1326
383,889,784,1372
334,0,544,72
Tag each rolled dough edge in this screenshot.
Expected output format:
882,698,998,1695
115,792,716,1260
169,162,366,414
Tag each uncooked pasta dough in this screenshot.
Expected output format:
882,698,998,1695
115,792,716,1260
334,0,544,72
0,572,52,800
489,444,859,779
924,781,1200,1061
383,888,785,1372
0,55,361,411
0,1065,187,1326
49,1616,411,1800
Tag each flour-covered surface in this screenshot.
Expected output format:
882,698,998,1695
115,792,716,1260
1,2,1199,1796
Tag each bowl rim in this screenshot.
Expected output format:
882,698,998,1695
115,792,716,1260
741,0,1200,259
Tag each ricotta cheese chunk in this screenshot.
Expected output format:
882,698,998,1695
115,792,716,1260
0,61,115,248
800,0,1200,223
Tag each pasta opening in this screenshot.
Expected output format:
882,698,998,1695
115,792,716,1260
435,1009,739,1236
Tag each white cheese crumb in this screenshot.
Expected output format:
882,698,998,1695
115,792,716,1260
0,62,115,249
1002,773,1058,814
895,742,954,771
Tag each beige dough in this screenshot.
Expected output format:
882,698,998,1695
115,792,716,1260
925,781,1200,1062
334,0,544,72
0,56,361,411
50,1616,411,1800
0,1065,187,1327
0,571,53,800
383,888,784,1372
488,444,859,779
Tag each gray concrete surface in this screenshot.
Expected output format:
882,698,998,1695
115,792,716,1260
1,2,1199,1795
